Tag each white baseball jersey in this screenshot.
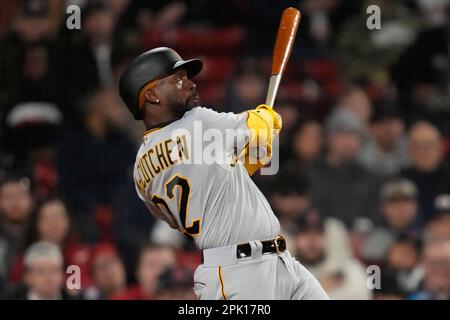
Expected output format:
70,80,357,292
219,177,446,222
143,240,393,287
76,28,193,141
133,106,280,250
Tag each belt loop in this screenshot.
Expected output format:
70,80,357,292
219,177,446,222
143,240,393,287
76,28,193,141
250,240,263,259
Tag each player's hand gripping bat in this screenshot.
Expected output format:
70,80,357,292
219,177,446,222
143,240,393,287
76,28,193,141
266,7,301,107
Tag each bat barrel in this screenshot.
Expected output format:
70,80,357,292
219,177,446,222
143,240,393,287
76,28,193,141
266,7,301,107
271,7,301,76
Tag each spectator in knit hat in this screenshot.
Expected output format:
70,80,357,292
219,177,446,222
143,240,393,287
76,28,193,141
363,178,420,264
308,108,381,227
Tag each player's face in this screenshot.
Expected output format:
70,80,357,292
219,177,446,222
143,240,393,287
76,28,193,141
157,68,199,118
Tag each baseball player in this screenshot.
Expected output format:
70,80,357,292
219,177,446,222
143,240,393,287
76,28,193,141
119,47,329,300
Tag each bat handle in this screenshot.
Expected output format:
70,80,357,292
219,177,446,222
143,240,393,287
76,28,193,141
265,74,282,107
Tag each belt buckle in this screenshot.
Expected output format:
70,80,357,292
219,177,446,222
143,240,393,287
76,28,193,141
273,235,284,254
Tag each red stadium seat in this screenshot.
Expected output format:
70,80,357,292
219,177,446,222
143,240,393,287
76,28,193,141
195,56,236,82
300,59,339,81
197,82,226,106
170,26,246,55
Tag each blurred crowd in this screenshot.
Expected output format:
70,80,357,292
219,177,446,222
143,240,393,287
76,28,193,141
0,0,450,300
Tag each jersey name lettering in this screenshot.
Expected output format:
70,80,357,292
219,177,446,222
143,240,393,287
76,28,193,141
135,134,190,194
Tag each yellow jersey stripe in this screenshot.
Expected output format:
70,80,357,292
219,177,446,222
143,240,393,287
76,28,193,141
218,266,227,300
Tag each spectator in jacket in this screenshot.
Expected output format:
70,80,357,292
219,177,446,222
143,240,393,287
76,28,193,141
359,104,408,176
57,89,135,242
374,236,423,299
401,121,449,221
423,194,450,242
292,208,372,300
409,239,450,300
8,199,91,287
0,176,33,290
309,108,380,227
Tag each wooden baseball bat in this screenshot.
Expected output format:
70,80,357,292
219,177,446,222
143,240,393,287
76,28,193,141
266,7,301,107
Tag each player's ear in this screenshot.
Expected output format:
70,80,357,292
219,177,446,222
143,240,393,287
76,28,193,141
144,90,160,105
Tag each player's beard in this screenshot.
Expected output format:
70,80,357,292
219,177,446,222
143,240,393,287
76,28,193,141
173,92,199,118
186,92,200,109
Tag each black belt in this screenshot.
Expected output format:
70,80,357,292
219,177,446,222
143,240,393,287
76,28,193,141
201,235,286,263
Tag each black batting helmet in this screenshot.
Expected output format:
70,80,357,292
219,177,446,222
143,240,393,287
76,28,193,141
119,47,203,120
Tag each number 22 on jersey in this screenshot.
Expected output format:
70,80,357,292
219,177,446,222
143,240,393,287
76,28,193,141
151,175,201,241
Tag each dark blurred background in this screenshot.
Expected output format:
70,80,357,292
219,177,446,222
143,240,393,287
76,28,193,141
0,0,450,300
